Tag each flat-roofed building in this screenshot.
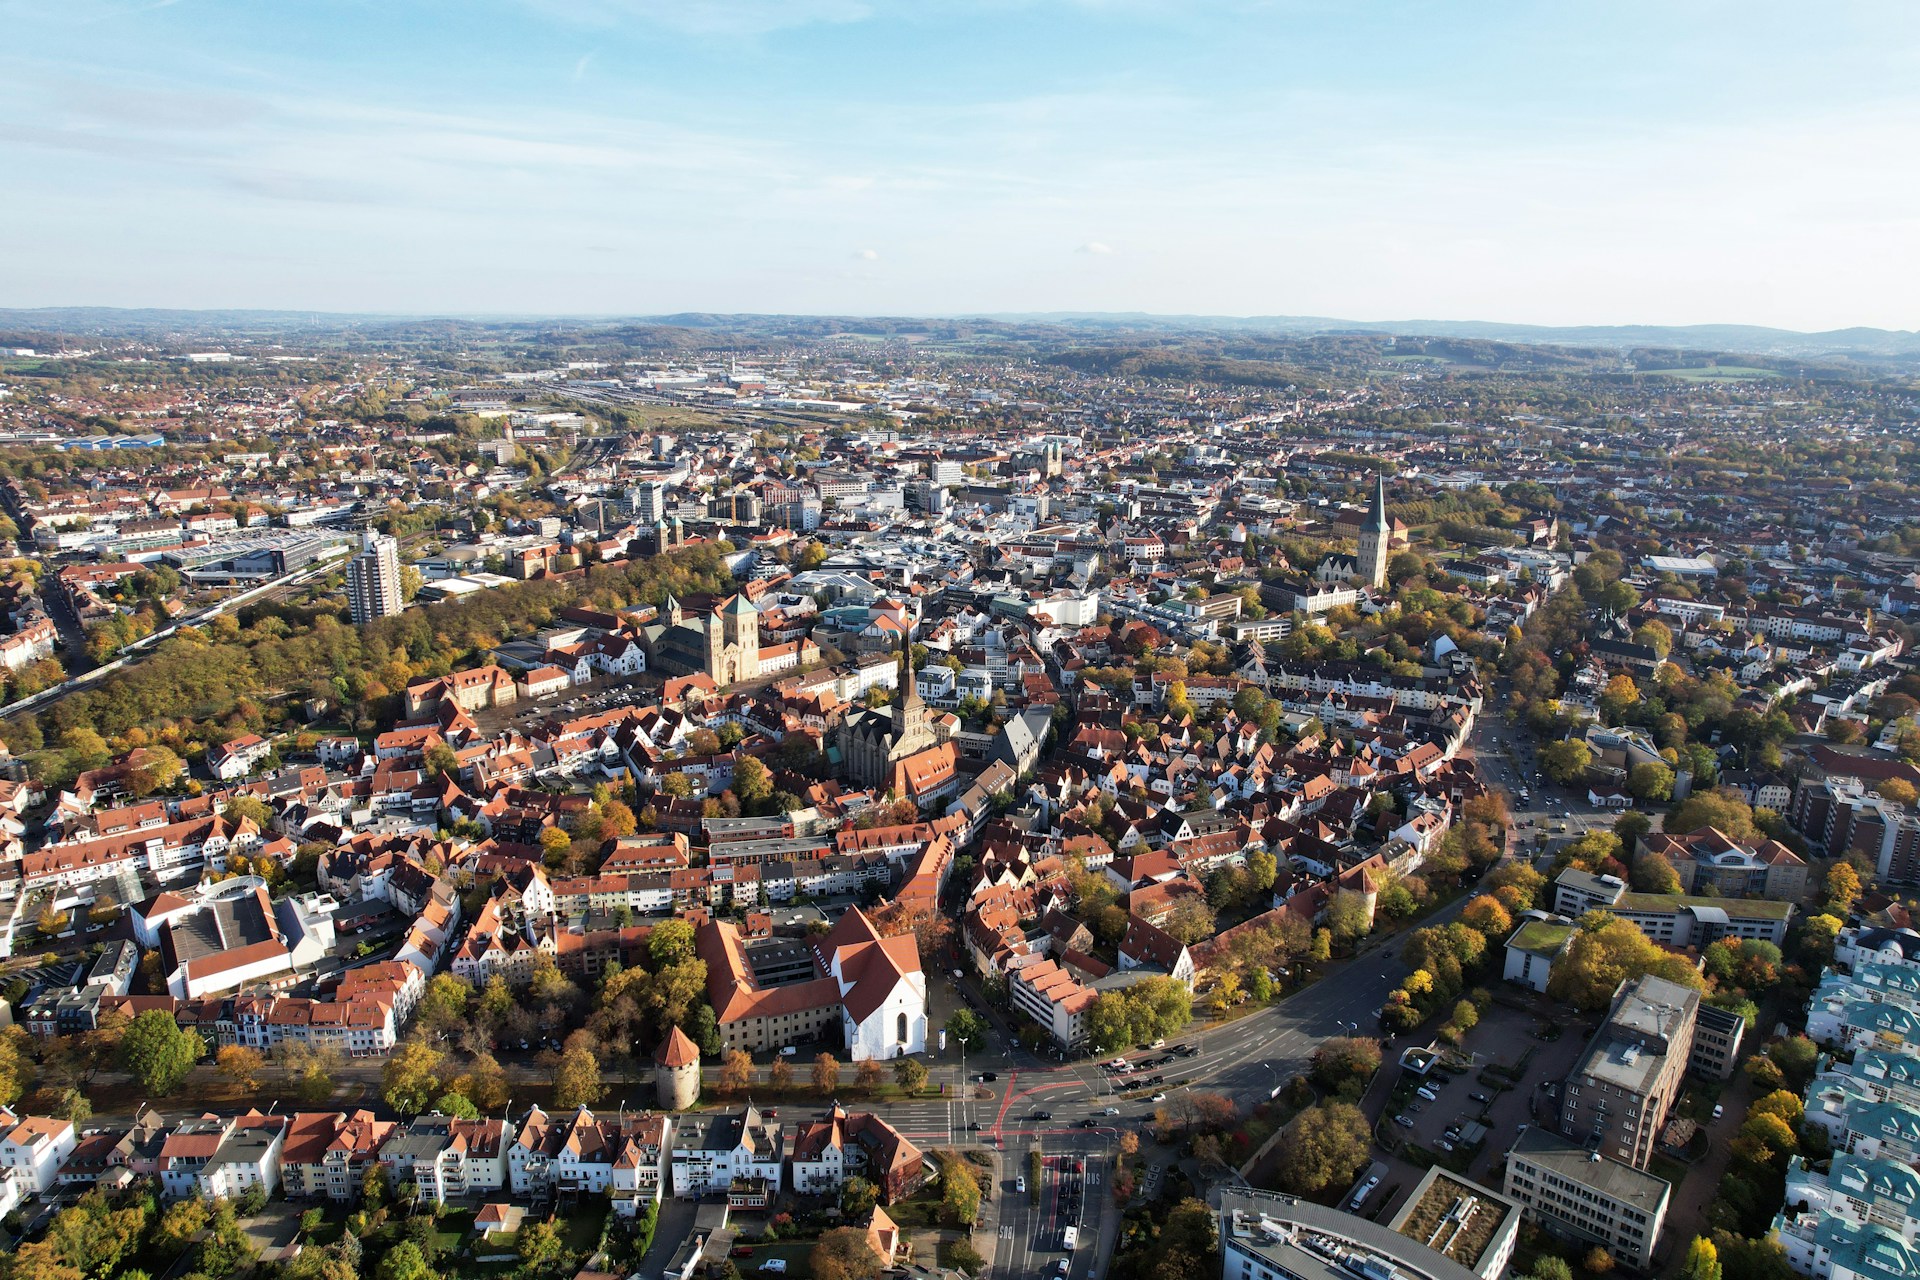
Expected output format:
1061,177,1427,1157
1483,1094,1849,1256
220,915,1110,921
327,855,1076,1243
1219,1189,1484,1280
1503,1128,1671,1271
1689,1003,1746,1081
1561,974,1698,1169
1385,1166,1523,1279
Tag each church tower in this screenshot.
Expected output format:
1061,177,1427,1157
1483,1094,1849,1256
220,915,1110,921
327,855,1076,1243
654,1026,701,1111
1357,474,1391,590
892,640,923,741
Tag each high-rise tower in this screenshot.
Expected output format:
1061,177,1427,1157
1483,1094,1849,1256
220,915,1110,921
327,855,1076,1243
346,530,404,625
1357,474,1391,590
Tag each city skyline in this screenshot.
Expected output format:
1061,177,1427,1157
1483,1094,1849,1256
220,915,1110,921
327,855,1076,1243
4,0,1918,329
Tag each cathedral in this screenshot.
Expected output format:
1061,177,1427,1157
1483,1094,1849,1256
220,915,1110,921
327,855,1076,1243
839,644,942,791
644,592,763,686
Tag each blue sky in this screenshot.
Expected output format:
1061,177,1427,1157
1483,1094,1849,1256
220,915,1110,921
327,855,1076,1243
2,0,1916,328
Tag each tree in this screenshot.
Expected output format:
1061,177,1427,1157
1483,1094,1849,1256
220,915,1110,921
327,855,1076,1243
416,973,472,1039
216,1044,266,1091
1247,849,1278,892
1825,862,1863,916
1448,999,1480,1034
938,1151,981,1225
118,1010,203,1095
855,1059,883,1094
1161,896,1217,945
1326,890,1372,945
422,742,461,780
1310,1037,1382,1094
733,756,774,808
1582,1246,1615,1274
720,1049,755,1096
1666,788,1761,843
812,1053,841,1095
649,919,697,968
554,1036,603,1108
1628,762,1675,803
810,1227,884,1280
1273,1101,1371,1196
128,745,185,796
945,1008,989,1049
1548,912,1705,1010
1532,1261,1574,1280
35,905,69,936
1541,738,1593,784
1459,895,1512,938
893,1055,928,1092
381,1039,444,1116
841,1174,879,1219
377,1241,439,1280
517,1219,565,1275
432,1091,480,1119
1679,1236,1722,1280
1632,851,1683,894
1877,778,1918,807
769,1057,795,1090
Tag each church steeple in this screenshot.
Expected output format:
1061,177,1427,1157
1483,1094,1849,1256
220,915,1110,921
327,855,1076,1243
1356,473,1391,590
893,639,923,737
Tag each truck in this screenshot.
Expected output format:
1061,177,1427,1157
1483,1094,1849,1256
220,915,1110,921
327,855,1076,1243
1062,1226,1078,1250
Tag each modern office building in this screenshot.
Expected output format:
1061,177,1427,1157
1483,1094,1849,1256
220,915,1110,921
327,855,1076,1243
1561,974,1699,1169
1503,1128,1671,1271
1218,1189,1485,1280
346,531,404,625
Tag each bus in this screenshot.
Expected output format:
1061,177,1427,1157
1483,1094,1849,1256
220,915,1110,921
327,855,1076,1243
1062,1226,1079,1251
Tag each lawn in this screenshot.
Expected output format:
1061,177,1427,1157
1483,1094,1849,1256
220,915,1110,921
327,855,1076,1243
557,1199,608,1254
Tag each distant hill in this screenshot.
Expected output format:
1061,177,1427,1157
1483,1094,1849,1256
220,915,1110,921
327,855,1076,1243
2,306,1916,368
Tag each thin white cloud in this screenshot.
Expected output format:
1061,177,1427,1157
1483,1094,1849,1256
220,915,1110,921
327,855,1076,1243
855,248,880,260
1077,241,1114,254
572,52,595,82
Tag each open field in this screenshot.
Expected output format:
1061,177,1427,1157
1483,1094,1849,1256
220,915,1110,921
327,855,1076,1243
1643,365,1782,380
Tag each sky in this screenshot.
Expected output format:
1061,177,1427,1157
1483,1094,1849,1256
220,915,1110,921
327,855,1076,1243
2,0,1918,329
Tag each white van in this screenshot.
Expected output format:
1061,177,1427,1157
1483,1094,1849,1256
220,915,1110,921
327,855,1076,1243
1349,1175,1380,1209
1062,1226,1079,1250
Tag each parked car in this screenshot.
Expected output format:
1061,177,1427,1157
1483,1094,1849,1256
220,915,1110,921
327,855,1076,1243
760,1262,788,1275
1712,1104,1725,1120
731,1247,754,1258
1469,1092,1490,1104
1152,1093,1168,1102
1103,1106,1120,1115
1393,1114,1414,1129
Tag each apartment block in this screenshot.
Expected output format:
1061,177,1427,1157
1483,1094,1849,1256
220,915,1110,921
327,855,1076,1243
1560,974,1698,1169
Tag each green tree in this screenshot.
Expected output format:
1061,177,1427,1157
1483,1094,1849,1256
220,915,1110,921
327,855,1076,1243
945,1008,989,1049
1628,761,1675,803
733,756,774,808
378,1240,440,1280
517,1219,565,1275
1548,912,1705,1010
1326,890,1372,945
118,1010,204,1095
841,1174,879,1218
1679,1237,1721,1280
893,1056,928,1091
1541,739,1593,784
1632,850,1683,894
648,919,697,968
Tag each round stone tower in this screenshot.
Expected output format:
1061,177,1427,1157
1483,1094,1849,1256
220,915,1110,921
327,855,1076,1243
655,1025,702,1111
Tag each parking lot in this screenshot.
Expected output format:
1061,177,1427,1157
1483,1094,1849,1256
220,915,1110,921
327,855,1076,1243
1364,995,1599,1219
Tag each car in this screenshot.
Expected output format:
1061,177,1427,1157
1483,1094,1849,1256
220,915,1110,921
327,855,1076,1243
1109,1058,1129,1069
1056,1262,1070,1277
763,1108,779,1118
977,1072,998,1082
1081,1118,1099,1128
966,1121,982,1130
1017,1175,1027,1194
1103,1106,1120,1115
951,969,965,980
731,1247,756,1258
1348,1175,1380,1209
1151,1092,1168,1102
1404,1102,1422,1113
759,1262,787,1275
1436,1138,1455,1152
1150,1038,1166,1049
779,1045,798,1056
1469,1092,1490,1104
1416,1086,1439,1102
1516,1123,1530,1135
1712,1104,1725,1120
1392,1114,1414,1129
1031,1110,1053,1120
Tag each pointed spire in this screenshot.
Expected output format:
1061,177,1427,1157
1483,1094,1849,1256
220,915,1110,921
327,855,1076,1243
1368,473,1390,532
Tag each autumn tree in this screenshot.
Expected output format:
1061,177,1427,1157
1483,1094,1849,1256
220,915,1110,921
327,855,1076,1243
554,1033,604,1108
1274,1101,1371,1196
382,1039,444,1116
216,1045,266,1091
1825,862,1863,916
893,1055,928,1092
720,1049,755,1096
813,1053,841,1095
811,1227,884,1280
769,1056,795,1090
1548,912,1705,1010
